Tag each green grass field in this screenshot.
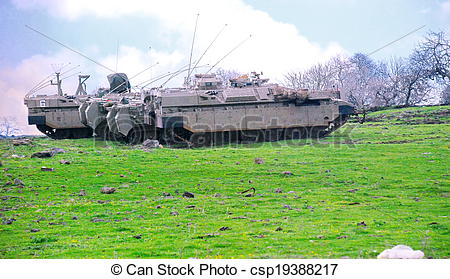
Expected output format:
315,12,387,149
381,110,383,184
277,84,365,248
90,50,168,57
0,106,449,259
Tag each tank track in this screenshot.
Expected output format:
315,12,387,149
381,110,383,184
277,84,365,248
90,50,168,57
36,125,92,140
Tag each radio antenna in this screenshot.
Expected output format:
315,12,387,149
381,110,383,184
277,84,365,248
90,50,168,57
206,34,252,74
115,40,119,72
185,13,200,86
190,23,227,79
25,25,116,73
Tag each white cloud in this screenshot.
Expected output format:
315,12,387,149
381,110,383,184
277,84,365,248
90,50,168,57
442,1,450,14
12,0,345,79
6,0,347,134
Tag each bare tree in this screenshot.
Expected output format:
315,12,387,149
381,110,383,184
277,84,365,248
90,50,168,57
284,60,339,90
414,31,450,82
0,117,21,137
214,68,242,86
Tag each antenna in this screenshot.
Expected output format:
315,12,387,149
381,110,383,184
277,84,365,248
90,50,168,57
27,72,55,96
186,13,200,86
161,64,209,88
115,40,119,72
190,24,227,80
206,34,252,74
25,25,116,73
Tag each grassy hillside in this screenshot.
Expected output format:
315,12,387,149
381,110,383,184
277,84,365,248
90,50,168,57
0,106,448,259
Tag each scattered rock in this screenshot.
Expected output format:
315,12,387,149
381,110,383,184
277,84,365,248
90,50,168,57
31,148,65,158
185,205,196,209
413,197,420,202
142,139,160,149
170,211,179,216
133,234,142,239
162,192,171,197
219,226,230,231
348,189,359,193
71,216,78,220
275,227,283,231
3,218,16,225
100,187,116,194
10,154,25,158
254,234,265,238
254,158,264,164
213,193,221,198
13,178,24,186
235,162,240,165
91,218,106,223
40,167,54,171
348,202,360,205
357,221,367,226
155,205,162,209
12,139,32,146
368,234,384,238
78,189,86,196
97,200,108,204
182,191,195,198
281,171,293,175
283,205,292,210
337,235,348,239
59,160,71,165
30,228,40,233
274,188,282,193
428,222,438,225
119,174,125,177
377,245,424,259
316,235,325,239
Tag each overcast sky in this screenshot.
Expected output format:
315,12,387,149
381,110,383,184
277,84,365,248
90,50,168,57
0,0,449,134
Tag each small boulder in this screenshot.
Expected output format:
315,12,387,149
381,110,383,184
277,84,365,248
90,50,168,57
219,226,230,231
100,187,116,194
182,191,195,198
40,167,54,171
32,151,54,158
50,148,66,154
274,188,282,193
357,221,367,226
59,160,71,165
78,190,86,196
13,178,24,186
377,245,424,259
169,211,179,216
281,171,293,175
12,139,32,146
30,228,40,233
31,148,65,158
254,158,264,164
142,139,160,149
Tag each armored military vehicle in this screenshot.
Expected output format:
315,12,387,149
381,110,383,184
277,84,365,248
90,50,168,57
78,72,354,146
24,72,93,139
